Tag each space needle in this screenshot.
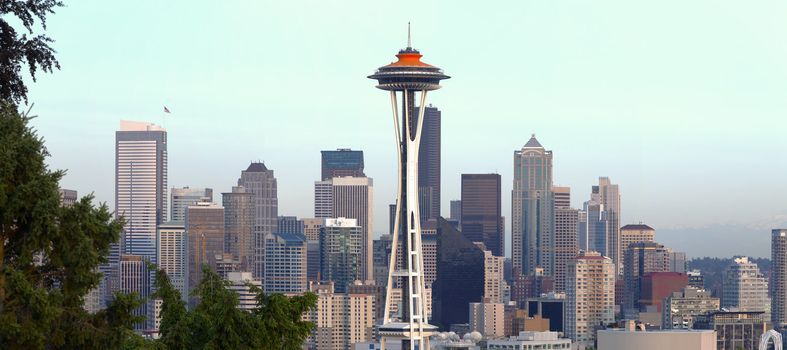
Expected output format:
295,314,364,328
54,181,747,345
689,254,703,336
369,24,449,350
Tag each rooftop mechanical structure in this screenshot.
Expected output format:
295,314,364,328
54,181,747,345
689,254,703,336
369,25,449,350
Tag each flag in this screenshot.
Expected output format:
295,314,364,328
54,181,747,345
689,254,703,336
164,106,171,114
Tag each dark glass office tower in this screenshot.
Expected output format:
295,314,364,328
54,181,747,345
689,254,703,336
320,149,365,180
460,174,504,256
432,218,484,329
416,105,441,222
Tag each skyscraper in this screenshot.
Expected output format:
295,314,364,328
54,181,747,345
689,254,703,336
237,162,278,280
313,176,374,281
553,187,579,293
417,105,441,223
596,177,621,274
461,173,504,256
772,229,787,330
449,200,462,223
431,219,485,328
320,218,362,293
623,241,671,316
170,187,212,222
119,254,151,330
321,148,365,180
721,257,770,320
277,216,304,234
115,120,167,263
565,251,615,345
512,134,554,277
157,222,187,302
619,224,656,271
222,186,254,271
264,231,307,293
185,202,224,306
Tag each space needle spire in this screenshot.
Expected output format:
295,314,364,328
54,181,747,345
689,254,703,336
369,26,449,350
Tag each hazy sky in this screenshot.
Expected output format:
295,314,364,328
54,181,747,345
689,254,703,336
26,1,787,258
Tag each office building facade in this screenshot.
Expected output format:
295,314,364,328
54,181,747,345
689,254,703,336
461,173,504,257
321,148,365,180
553,186,579,293
222,186,254,271
157,222,188,302
237,162,278,280
772,229,787,330
170,187,212,222
264,231,307,294
319,218,362,293
721,256,770,320
186,202,224,305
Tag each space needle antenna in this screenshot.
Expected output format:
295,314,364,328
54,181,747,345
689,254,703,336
407,22,411,48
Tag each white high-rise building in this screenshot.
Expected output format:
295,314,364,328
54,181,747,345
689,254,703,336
313,177,374,281
469,301,505,337
226,272,262,311
721,256,771,320
264,232,307,294
157,222,187,301
483,249,505,304
116,120,167,263
566,251,615,345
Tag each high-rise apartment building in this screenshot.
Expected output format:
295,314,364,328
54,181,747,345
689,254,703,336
417,105,441,222
237,162,278,280
313,176,373,280
483,249,506,304
721,256,770,320
264,232,307,294
623,241,671,316
565,251,615,345
320,149,365,180
302,218,323,241
772,229,787,330
320,218,362,293
222,186,254,271
170,187,212,222
304,281,376,350
116,120,167,263
512,135,553,277
157,222,187,302
186,202,224,305
553,186,579,293
461,174,504,256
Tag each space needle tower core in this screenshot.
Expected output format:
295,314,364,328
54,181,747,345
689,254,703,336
368,24,449,350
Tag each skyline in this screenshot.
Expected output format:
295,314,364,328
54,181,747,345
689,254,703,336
25,0,787,258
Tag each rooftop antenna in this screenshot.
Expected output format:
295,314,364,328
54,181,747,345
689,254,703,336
407,22,411,48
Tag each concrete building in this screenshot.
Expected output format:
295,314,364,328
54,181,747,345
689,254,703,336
722,257,771,320
772,229,787,330
512,135,553,277
302,217,323,241
485,331,571,350
320,218,362,293
237,162,278,280
170,187,212,222
688,269,705,289
226,272,261,311
469,301,505,337
565,251,615,345
276,215,304,234
304,281,376,350
693,311,767,350
386,287,433,321
222,186,254,271
215,253,240,278
264,231,307,294
662,287,720,330
553,186,579,293
321,148,365,180
313,176,374,281
157,221,187,301
186,202,224,305
638,272,688,321
598,325,717,350
461,174,504,257
450,200,462,223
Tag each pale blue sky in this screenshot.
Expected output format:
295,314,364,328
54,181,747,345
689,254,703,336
26,1,787,258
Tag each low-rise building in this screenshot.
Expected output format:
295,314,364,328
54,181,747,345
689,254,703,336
598,323,716,350
485,331,571,349
693,311,767,350
662,287,720,329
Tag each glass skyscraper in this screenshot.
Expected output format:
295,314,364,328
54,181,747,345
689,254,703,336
320,149,365,180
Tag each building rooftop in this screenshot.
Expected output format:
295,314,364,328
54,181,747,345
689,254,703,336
621,224,655,231
523,134,543,148
245,162,268,172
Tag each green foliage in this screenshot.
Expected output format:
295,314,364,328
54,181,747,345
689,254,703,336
154,265,318,350
0,0,63,104
0,100,143,349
